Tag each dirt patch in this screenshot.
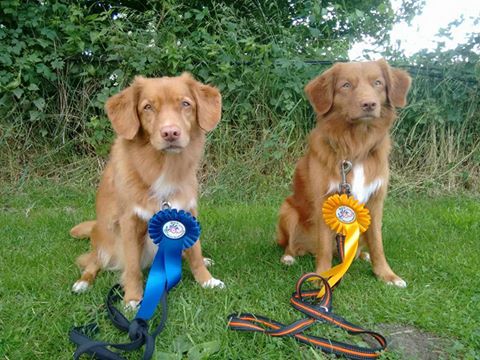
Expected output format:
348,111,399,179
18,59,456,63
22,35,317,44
374,323,454,359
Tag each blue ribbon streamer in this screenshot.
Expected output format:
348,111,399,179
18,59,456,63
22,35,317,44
135,209,200,320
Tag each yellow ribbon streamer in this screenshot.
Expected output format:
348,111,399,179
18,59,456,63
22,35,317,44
314,194,371,297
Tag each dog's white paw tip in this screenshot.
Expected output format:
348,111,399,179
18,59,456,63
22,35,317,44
387,279,407,288
360,252,371,262
203,257,215,267
202,278,225,289
72,280,90,293
124,300,140,311
281,255,295,266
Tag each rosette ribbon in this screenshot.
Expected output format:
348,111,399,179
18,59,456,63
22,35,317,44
317,194,371,296
135,209,200,320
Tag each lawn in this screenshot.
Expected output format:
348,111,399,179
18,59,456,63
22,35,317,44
1,180,479,359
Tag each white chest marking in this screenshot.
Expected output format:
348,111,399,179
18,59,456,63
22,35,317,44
351,164,383,204
327,164,383,204
151,174,177,203
150,175,197,212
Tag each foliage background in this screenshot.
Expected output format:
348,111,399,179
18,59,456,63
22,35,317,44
0,0,479,197
1,1,479,358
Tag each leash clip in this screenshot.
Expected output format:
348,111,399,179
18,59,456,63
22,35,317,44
339,160,352,195
161,201,171,210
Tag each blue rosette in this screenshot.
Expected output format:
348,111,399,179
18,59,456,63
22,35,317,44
148,209,201,249
136,208,201,321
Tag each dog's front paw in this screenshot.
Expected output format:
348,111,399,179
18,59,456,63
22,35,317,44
123,286,143,310
201,277,225,289
280,255,296,265
72,280,90,293
124,299,141,312
377,273,407,288
386,278,407,288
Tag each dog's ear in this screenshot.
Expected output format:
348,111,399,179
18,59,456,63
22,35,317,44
105,77,143,140
183,73,222,132
377,59,411,108
304,65,337,116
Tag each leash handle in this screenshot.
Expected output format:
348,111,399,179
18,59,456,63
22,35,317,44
228,273,387,360
70,284,167,360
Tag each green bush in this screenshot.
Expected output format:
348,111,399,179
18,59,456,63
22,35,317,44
0,0,409,153
0,0,478,194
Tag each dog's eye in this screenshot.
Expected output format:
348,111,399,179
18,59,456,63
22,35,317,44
181,100,191,108
374,80,383,86
144,104,153,111
342,82,351,89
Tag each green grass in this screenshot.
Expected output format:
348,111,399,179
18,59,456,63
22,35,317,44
1,180,479,359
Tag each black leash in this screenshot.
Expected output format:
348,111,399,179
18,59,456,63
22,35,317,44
69,284,167,360
70,207,202,359
227,273,387,359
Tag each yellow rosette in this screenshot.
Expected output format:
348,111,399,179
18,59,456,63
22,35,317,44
315,194,371,296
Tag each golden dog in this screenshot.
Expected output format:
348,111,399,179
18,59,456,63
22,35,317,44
71,74,224,308
277,59,411,287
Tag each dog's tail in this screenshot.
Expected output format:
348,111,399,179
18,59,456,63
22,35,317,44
70,220,96,239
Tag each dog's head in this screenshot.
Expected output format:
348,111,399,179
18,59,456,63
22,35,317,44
305,59,411,122
105,73,221,152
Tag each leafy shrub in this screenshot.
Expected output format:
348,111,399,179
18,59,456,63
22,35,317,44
0,0,478,193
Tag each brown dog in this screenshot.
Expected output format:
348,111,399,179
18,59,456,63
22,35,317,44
70,74,224,308
277,59,411,287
